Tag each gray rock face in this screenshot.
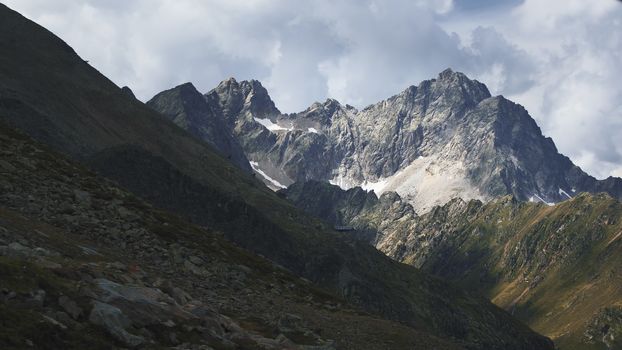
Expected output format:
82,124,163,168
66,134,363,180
121,86,136,99
147,82,252,172
59,296,82,320
89,301,145,348
151,69,622,212
280,181,411,243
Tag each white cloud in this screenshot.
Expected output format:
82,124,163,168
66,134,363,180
2,0,622,178
497,0,622,179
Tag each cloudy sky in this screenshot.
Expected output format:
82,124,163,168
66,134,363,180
3,0,621,178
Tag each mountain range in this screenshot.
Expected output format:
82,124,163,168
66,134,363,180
148,71,622,214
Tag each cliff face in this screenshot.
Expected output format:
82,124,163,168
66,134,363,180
147,82,252,172
152,70,622,213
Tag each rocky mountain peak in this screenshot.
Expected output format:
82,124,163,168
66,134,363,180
305,98,343,112
438,67,457,79
150,69,622,213
164,83,208,111
428,68,492,107
283,98,351,129
208,77,280,121
120,86,136,99
146,81,251,171
149,82,206,117
239,79,281,117
175,81,201,95
217,76,239,89
317,98,345,116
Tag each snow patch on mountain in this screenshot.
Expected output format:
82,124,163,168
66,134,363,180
360,178,390,194
253,117,292,132
380,156,487,214
330,156,487,214
530,194,555,206
249,161,287,189
559,188,572,199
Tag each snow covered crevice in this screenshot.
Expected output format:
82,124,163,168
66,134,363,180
529,194,555,206
253,117,323,136
559,188,573,199
253,117,293,132
249,161,287,189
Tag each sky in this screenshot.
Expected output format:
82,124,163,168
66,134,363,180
3,0,622,179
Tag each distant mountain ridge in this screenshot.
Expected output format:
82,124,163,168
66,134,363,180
281,180,622,349
150,70,622,213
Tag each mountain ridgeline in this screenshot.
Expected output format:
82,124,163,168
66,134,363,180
149,71,622,213
0,3,556,349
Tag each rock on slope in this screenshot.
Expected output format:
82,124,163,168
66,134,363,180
151,70,622,213
0,4,553,349
282,180,622,349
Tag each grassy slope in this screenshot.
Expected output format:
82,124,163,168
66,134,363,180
459,195,622,349
408,196,622,350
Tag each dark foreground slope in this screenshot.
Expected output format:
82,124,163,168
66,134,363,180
283,181,622,349
0,123,470,349
0,4,553,349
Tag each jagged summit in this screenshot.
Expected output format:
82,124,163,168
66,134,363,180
208,77,281,124
220,76,238,84
146,81,251,171
151,69,622,213
175,81,200,92
120,85,136,99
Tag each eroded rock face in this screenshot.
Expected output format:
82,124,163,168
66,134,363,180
89,301,145,348
147,82,252,172
151,69,622,213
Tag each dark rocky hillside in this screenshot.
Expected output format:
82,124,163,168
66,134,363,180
0,123,467,349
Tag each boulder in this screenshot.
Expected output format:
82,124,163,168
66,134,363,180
89,301,145,348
